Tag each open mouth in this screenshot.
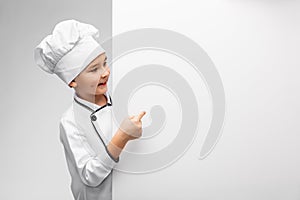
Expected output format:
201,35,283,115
98,82,107,86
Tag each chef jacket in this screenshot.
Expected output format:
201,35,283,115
59,91,119,200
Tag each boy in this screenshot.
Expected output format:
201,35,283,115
34,19,146,200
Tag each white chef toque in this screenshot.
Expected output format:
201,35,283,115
34,19,105,85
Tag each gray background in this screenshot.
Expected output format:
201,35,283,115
0,0,111,199
1,0,300,200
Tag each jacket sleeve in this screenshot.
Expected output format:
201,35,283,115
59,117,119,187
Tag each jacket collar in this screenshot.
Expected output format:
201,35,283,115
73,91,112,113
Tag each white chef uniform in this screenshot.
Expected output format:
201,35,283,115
59,91,118,200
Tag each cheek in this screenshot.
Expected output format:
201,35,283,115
77,75,97,88
89,75,101,87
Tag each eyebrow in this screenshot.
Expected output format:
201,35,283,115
88,56,108,69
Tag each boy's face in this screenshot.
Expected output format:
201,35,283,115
70,53,110,98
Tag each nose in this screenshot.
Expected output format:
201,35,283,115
101,67,110,78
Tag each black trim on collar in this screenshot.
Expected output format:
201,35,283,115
91,95,112,115
74,98,94,112
73,94,113,114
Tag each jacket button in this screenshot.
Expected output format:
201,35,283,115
91,115,97,121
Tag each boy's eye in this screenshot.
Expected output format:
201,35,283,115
90,67,98,72
89,62,107,73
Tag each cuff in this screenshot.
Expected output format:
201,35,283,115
96,147,119,169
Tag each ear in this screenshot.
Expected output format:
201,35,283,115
68,80,77,88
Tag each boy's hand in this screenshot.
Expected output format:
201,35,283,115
119,111,146,140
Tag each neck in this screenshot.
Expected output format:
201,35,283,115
76,92,107,107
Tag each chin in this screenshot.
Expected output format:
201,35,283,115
95,87,107,95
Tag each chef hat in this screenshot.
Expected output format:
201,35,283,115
34,19,105,85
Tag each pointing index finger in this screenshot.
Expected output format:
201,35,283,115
136,111,146,121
